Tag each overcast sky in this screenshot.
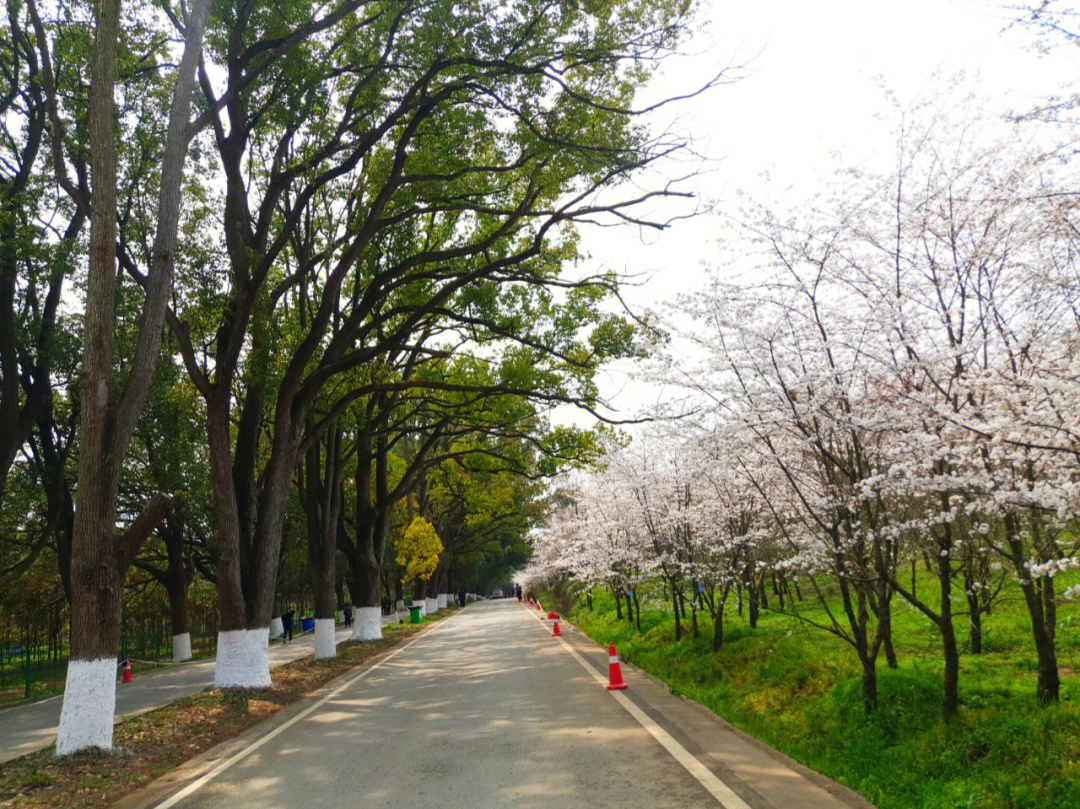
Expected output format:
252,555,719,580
556,0,1080,428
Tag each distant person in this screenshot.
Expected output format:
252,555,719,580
281,608,295,643
344,605,353,627
515,584,523,601
458,590,466,607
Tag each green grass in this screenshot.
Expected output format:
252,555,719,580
552,577,1080,809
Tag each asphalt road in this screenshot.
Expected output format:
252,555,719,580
149,601,873,809
155,600,711,808
0,622,379,763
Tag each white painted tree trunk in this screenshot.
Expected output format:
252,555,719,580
172,632,192,663
353,607,382,641
55,658,117,755
395,599,405,611
269,616,284,638
437,593,447,609
314,618,336,659
424,597,438,615
336,610,345,623
416,601,425,617
214,629,271,688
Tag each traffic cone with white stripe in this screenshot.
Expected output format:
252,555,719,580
535,601,541,612
552,617,561,637
122,659,133,683
606,643,627,690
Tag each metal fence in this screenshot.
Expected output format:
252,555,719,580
0,604,222,703
0,637,66,699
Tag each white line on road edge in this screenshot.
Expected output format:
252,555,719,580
522,605,752,809
151,610,466,809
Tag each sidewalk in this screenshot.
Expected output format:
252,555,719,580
0,619,399,764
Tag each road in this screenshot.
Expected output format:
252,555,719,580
148,600,873,809
0,620,396,764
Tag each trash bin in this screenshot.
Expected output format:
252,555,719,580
409,606,423,624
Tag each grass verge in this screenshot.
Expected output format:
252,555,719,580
0,613,451,809
552,588,1079,809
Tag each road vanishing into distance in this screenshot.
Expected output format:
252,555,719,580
145,600,873,809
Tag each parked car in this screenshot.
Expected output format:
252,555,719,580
490,589,503,599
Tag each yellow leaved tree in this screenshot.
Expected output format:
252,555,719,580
397,517,443,586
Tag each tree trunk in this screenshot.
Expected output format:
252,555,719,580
1033,616,1060,705
1004,516,1059,704
748,584,759,629
56,0,125,756
967,591,983,655
353,550,383,641
860,658,878,713
56,0,210,755
213,428,299,687
671,587,682,640
880,599,898,669
161,508,193,662
941,616,960,716
712,601,724,652
304,425,343,659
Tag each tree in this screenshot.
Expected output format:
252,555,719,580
164,0,709,687
32,0,214,754
0,2,84,586
397,516,442,596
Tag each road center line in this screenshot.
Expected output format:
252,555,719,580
524,605,752,809
152,610,466,809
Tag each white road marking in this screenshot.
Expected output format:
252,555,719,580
523,605,753,809
151,611,466,809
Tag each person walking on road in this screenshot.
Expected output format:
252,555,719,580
344,605,353,627
281,608,295,643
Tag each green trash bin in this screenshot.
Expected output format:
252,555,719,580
409,606,423,624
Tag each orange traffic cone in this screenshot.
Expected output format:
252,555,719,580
552,618,561,637
122,659,133,684
535,601,541,611
606,643,626,690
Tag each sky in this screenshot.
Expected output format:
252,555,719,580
555,0,1080,428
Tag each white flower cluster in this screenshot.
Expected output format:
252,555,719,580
1026,557,1080,580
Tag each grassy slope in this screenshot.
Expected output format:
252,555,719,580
555,574,1080,809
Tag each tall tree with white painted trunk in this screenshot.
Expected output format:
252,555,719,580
30,0,213,754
